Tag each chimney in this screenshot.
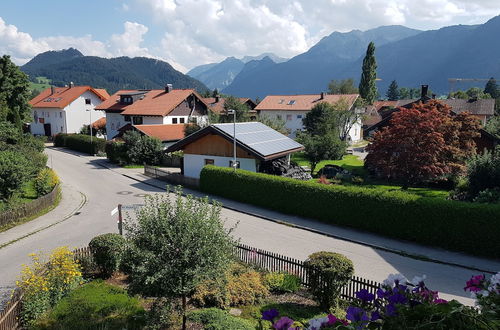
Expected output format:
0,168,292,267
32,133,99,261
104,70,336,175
165,84,173,93
421,85,428,99
432,93,436,99
320,92,325,99
50,86,56,95
69,82,74,88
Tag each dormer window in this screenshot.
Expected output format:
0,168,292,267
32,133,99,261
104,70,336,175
121,96,133,104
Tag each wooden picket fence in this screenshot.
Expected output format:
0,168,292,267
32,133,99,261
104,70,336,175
0,289,23,330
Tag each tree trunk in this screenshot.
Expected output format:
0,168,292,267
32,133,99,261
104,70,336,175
182,295,187,330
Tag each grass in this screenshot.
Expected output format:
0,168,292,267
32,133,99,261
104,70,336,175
123,164,144,169
0,180,38,212
291,153,366,176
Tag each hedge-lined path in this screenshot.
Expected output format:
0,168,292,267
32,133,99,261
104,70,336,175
1,147,499,312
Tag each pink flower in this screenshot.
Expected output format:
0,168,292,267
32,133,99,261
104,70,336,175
464,275,485,292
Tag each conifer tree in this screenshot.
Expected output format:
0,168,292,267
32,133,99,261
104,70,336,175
386,80,399,101
484,77,499,99
358,42,378,104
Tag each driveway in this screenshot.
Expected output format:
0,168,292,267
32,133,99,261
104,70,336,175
1,147,498,308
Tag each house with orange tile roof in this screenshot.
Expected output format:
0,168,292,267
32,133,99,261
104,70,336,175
96,84,210,140
29,84,110,136
254,93,361,141
114,123,187,148
202,96,257,115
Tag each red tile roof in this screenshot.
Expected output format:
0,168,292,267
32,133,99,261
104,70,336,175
30,86,109,109
202,97,256,114
91,117,106,130
96,89,208,116
134,124,186,141
255,94,359,111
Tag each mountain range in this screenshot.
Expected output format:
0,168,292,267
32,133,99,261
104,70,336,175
21,49,208,94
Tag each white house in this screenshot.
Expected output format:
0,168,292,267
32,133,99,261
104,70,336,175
96,84,210,140
254,93,362,142
165,122,304,179
29,85,110,136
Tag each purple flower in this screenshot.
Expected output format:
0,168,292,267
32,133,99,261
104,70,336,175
355,289,375,302
273,316,294,330
370,311,381,321
464,275,485,292
387,292,407,305
433,298,448,304
385,303,398,317
377,288,388,299
346,306,369,322
262,309,279,321
327,314,338,325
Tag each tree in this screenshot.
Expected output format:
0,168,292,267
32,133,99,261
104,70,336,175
212,88,219,98
485,116,500,138
0,55,32,128
399,87,421,99
358,42,378,104
365,100,480,188
219,95,250,122
123,131,163,165
450,87,491,99
123,189,236,330
328,78,358,94
386,80,399,101
484,77,499,99
258,115,289,135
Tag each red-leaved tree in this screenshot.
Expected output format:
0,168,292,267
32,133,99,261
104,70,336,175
365,100,480,188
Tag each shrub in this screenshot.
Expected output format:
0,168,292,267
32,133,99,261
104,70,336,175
123,131,163,165
474,188,500,203
34,280,146,329
105,141,129,165
145,297,181,330
192,275,230,309
304,251,354,310
264,272,301,293
17,247,83,326
0,150,31,200
89,233,126,277
188,308,254,330
54,133,106,154
200,166,500,258
34,168,59,196
467,148,500,197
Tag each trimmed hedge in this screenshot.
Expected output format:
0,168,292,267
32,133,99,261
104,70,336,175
200,166,500,258
54,133,106,155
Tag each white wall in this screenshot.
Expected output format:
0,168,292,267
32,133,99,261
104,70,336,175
65,90,105,133
30,107,66,136
183,154,257,179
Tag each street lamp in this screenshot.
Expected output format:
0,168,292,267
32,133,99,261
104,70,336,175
227,109,237,171
86,109,93,154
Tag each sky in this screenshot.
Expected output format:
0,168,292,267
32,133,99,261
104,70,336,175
0,0,498,73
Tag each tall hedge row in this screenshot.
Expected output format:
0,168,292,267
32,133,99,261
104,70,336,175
54,134,106,155
200,166,500,258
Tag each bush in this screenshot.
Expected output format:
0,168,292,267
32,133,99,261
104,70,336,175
89,233,126,277
34,168,59,196
0,150,32,200
188,308,254,330
200,166,500,258
145,297,181,330
264,272,301,293
105,141,129,165
192,275,230,309
474,188,500,204
54,133,106,154
34,280,146,329
123,131,163,165
304,251,354,310
467,148,500,197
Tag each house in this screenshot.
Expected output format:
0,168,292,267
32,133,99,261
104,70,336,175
165,122,304,179
254,93,361,141
29,84,110,136
202,96,257,116
114,123,186,148
96,84,210,140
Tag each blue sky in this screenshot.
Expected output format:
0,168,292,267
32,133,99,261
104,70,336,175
0,0,498,72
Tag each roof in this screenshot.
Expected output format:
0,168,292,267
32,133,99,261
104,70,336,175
442,98,495,116
134,124,186,142
255,94,359,111
30,86,109,109
202,97,257,114
91,117,106,129
166,121,304,161
96,89,209,116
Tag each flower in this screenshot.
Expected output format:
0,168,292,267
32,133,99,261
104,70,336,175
370,310,381,321
410,275,427,286
433,298,448,304
487,272,500,293
387,292,408,305
273,316,294,330
385,303,398,316
262,308,280,321
307,316,328,330
355,289,375,302
346,306,369,322
327,314,348,326
464,275,485,293
383,273,408,288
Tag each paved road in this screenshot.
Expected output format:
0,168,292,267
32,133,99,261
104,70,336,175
1,147,498,307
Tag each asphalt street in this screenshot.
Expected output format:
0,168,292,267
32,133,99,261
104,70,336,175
1,147,498,308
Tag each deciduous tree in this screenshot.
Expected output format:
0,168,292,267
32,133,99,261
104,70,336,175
358,42,378,105
365,100,480,188
328,78,358,94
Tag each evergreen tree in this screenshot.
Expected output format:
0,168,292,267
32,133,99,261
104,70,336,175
484,77,499,99
358,42,378,104
386,80,399,101
0,55,32,128
212,88,219,98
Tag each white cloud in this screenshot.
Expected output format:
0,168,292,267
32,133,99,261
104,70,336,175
110,21,150,57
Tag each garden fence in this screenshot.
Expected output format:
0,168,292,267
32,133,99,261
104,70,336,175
0,289,22,330
0,185,60,229
144,165,199,188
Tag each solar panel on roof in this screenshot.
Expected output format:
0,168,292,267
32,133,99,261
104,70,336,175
213,122,303,157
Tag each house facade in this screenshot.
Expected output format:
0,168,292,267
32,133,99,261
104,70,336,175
114,124,186,148
166,122,304,179
254,93,361,141
96,85,210,140
29,85,109,136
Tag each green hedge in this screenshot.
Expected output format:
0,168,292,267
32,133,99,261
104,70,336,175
200,166,500,258
54,134,105,155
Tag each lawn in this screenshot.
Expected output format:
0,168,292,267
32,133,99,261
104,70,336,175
0,180,38,212
291,153,366,176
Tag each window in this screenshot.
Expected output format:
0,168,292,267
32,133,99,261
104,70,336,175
121,96,133,104
59,112,63,118
297,114,302,119
124,115,131,122
278,99,285,104
172,118,178,124
229,160,240,169
47,112,50,118
132,116,143,125
204,159,214,165
286,114,292,121
85,98,91,105
60,126,63,132
276,114,282,120
287,100,296,105
179,118,185,124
